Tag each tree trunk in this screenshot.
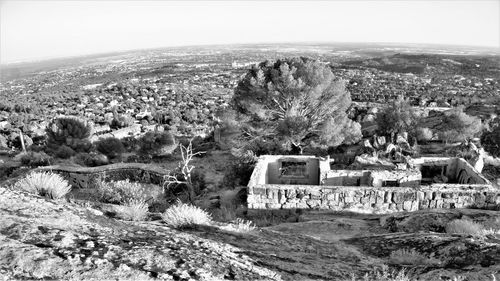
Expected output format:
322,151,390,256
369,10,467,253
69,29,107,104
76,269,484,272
19,131,26,152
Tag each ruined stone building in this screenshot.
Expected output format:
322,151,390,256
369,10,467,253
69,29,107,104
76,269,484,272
247,155,499,213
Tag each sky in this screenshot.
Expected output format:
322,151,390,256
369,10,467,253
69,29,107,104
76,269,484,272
0,0,499,64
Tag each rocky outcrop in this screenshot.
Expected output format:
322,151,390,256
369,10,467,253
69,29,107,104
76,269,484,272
0,186,280,280
343,232,500,280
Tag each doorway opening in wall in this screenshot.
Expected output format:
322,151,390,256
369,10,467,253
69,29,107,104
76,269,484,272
382,180,399,187
280,161,307,177
420,165,448,184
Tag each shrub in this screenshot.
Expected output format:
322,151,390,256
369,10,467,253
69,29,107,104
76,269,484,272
95,137,125,159
221,151,257,189
161,201,212,229
438,108,483,143
96,179,149,204
416,127,433,142
20,151,52,167
446,219,485,235
14,171,71,200
139,131,176,156
481,121,500,157
110,113,134,129
350,266,410,281
46,116,93,152
115,199,149,221
389,248,441,266
220,218,256,233
74,152,109,167
55,145,75,159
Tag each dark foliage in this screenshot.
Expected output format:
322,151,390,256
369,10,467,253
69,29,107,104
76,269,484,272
74,152,109,167
232,57,361,153
221,152,257,189
95,137,125,159
20,151,52,167
481,121,500,157
46,116,93,153
54,145,75,159
139,131,176,155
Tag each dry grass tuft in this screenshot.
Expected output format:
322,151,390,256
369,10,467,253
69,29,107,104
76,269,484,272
14,171,71,200
389,248,442,266
96,179,149,204
115,199,149,221
220,218,256,233
446,219,486,235
350,265,410,281
162,201,212,229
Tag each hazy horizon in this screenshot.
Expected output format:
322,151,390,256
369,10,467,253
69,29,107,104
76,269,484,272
1,0,499,64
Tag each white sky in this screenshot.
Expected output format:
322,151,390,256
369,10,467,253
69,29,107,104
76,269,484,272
1,0,499,64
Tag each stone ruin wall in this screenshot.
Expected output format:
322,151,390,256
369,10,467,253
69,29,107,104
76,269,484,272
247,184,500,213
34,163,169,188
321,169,422,188
248,156,498,213
413,157,490,185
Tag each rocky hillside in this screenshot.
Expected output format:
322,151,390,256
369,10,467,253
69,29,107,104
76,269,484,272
1,185,499,280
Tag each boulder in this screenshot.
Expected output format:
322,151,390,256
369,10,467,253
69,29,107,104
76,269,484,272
0,134,7,148
0,121,11,131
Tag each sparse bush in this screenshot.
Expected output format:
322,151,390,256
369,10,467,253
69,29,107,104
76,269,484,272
446,219,484,235
95,137,125,159
115,199,149,221
416,127,433,143
221,150,257,189
161,201,212,229
389,248,441,266
110,113,134,129
46,116,93,152
74,152,109,167
438,108,483,143
96,179,149,205
14,171,71,200
190,169,207,194
55,145,75,159
445,218,495,236
220,218,256,233
481,121,500,157
377,96,420,137
350,265,410,281
20,151,52,167
139,131,176,156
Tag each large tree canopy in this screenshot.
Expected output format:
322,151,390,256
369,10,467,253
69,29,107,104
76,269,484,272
438,107,483,143
376,96,420,137
232,57,361,153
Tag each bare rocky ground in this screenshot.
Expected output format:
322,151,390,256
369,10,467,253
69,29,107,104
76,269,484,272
1,185,499,281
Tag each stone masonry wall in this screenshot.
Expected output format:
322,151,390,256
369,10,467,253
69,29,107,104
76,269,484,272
34,163,169,188
247,184,500,214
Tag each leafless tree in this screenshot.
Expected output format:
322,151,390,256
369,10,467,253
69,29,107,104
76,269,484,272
163,139,204,202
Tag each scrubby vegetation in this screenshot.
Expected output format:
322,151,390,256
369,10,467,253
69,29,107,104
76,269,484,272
96,179,149,205
14,171,71,200
389,248,441,266
114,199,149,221
445,218,500,236
350,266,410,281
46,116,93,153
95,137,125,159
161,201,212,229
139,131,176,155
